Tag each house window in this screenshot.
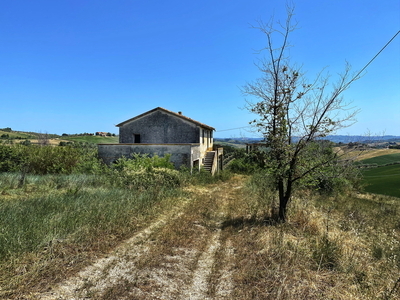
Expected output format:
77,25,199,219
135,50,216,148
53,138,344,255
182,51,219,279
202,129,205,144
134,134,141,143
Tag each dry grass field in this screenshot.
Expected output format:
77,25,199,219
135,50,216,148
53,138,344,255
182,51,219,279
355,149,400,161
27,139,65,145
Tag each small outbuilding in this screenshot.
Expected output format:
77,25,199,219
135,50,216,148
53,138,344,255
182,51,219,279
98,107,223,173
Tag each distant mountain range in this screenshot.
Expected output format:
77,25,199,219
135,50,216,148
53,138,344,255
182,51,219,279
216,135,400,144
320,135,400,144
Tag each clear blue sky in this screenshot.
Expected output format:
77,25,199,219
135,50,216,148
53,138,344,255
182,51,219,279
1,0,399,138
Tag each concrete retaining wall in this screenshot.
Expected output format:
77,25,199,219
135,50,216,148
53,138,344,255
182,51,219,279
98,143,201,169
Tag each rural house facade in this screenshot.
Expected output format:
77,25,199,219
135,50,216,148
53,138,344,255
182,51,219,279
98,107,223,173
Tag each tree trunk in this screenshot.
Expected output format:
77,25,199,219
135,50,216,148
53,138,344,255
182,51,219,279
278,195,289,222
278,178,292,222
277,179,287,222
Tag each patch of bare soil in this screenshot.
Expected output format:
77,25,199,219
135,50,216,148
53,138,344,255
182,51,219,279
26,139,65,146
33,177,245,300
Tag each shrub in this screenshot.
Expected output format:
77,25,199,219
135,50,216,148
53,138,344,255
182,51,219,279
108,154,183,189
299,160,362,196
188,167,232,185
0,143,104,175
0,144,26,172
228,151,266,174
244,170,277,218
112,153,175,171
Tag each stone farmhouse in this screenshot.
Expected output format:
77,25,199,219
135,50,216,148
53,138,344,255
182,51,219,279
98,107,223,173
95,132,108,137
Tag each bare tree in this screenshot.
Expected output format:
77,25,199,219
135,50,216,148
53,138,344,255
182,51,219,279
37,132,50,146
242,5,360,222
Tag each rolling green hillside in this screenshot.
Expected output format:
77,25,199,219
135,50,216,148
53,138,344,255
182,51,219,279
357,153,400,166
361,164,400,197
0,128,119,144
0,130,36,139
61,135,119,144
359,152,400,198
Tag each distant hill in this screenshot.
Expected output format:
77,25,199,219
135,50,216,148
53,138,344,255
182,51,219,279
216,135,400,145
3,127,399,146
0,128,119,144
62,135,119,144
0,129,36,139
320,135,400,144
215,137,262,144
0,128,60,139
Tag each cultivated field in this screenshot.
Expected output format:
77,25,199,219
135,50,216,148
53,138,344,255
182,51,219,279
362,164,400,198
358,151,400,198
356,149,400,161
61,135,119,144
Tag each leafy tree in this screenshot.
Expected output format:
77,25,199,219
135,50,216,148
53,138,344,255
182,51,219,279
243,6,360,222
20,139,31,146
0,144,25,172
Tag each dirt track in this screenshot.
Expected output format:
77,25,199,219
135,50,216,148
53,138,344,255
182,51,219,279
36,177,243,300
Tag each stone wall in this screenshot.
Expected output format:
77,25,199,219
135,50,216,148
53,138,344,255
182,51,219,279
119,110,200,144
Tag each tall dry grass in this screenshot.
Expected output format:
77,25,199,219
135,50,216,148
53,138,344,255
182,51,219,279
220,173,400,299
0,158,189,298
0,152,233,299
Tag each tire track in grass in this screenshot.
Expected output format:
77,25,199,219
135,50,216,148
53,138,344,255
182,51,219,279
181,233,235,300
36,177,244,299
37,200,190,300
181,178,242,300
214,239,235,299
182,230,221,300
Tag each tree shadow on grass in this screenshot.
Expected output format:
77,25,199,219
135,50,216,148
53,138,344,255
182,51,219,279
221,215,280,230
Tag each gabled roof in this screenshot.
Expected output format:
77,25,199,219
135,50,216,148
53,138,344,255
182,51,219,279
116,107,215,131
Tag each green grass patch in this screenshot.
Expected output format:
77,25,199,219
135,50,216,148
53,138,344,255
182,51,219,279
0,130,35,139
0,171,185,297
62,135,119,144
0,178,159,259
357,153,400,166
361,164,400,197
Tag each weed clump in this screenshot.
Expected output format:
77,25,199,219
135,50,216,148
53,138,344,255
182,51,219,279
312,234,342,271
105,154,184,190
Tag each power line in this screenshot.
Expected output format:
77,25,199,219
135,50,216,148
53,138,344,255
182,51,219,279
217,31,399,134
216,126,251,132
351,30,400,81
